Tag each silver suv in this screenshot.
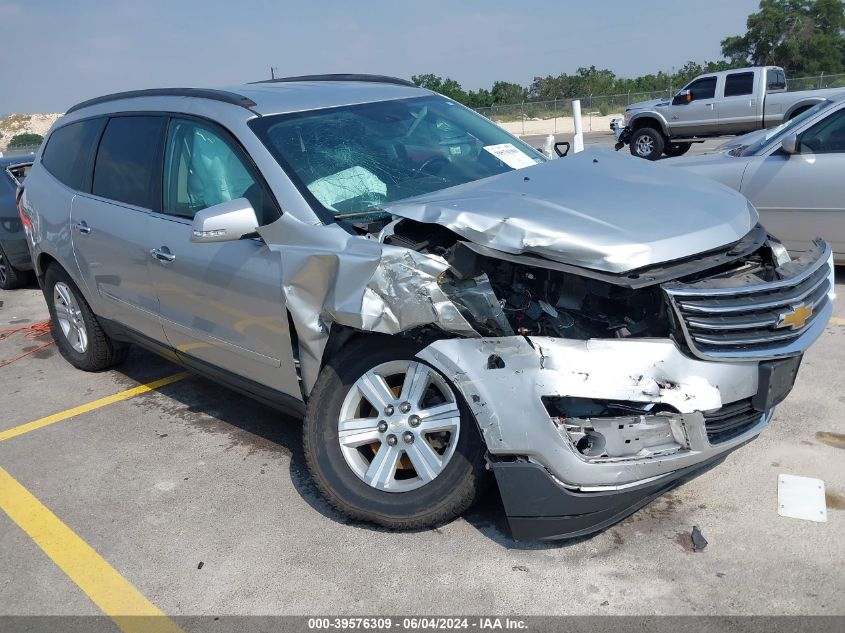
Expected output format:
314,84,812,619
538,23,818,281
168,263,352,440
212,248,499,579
20,75,834,541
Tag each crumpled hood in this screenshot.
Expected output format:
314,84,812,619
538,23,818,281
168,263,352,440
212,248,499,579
385,148,757,273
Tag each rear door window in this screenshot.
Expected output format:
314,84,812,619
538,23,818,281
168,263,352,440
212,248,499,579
724,72,755,97
92,116,166,208
41,118,104,191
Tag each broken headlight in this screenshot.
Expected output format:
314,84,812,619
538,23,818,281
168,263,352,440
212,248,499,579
546,397,688,462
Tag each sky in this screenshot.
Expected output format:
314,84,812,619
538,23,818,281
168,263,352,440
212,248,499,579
0,0,761,114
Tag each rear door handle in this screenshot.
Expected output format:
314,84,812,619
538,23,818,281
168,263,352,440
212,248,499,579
150,248,176,263
74,221,91,234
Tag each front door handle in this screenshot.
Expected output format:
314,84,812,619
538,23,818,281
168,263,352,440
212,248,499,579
150,248,176,263
74,221,91,234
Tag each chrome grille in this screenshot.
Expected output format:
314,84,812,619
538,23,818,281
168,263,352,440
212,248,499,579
663,241,834,360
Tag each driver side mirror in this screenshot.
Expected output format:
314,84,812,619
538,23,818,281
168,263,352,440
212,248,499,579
672,90,692,106
781,133,800,155
191,198,259,243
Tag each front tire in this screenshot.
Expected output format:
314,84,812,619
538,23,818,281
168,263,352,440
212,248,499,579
663,142,692,157
303,337,486,529
44,264,128,371
629,127,665,160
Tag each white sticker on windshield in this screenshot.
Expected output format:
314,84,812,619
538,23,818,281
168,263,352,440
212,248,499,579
483,143,537,169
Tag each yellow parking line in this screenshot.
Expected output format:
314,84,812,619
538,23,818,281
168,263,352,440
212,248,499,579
830,316,845,326
0,371,190,443
0,466,183,633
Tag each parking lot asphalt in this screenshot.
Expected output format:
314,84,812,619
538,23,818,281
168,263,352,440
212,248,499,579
2,180,845,620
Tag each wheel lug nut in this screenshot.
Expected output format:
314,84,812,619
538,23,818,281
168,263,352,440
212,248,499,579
403,431,415,444
408,415,421,427
384,405,394,416
377,421,388,433
386,434,398,447
399,402,411,414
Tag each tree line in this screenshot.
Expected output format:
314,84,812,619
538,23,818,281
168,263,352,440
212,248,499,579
412,0,845,107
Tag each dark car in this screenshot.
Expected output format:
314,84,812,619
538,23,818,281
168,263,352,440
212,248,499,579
0,156,34,289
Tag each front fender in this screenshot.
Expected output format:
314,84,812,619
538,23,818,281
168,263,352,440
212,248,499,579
629,112,670,136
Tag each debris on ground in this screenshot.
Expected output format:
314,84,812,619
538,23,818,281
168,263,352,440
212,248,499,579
691,526,708,552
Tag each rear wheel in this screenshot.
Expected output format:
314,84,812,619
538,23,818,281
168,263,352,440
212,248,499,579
788,106,811,120
663,142,692,157
629,127,665,160
303,337,486,529
0,244,31,290
44,264,128,371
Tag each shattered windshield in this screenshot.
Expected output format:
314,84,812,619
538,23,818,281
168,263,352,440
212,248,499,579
249,95,544,220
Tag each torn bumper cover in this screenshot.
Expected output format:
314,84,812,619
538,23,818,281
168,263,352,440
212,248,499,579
417,336,783,540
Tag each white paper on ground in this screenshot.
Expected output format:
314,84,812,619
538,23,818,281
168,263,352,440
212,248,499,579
778,474,827,523
483,144,538,169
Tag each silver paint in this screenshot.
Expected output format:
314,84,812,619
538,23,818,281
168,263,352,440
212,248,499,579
386,148,757,273
257,214,479,392
416,336,763,487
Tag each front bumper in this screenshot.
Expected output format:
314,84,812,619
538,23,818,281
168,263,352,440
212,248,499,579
614,124,630,145
418,336,768,486
417,336,784,540
490,446,746,540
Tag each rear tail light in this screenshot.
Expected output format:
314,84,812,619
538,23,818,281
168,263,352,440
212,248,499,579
16,188,32,231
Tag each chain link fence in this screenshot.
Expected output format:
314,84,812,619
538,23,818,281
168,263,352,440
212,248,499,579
787,72,845,91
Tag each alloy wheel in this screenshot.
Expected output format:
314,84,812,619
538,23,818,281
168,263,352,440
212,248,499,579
53,281,88,353
337,359,461,492
635,135,655,157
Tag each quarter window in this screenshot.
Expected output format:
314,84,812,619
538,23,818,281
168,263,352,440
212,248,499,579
93,116,165,208
162,119,277,223
41,118,104,191
686,77,717,101
724,72,755,97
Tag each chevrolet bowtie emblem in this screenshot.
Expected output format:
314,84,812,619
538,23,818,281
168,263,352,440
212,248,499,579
776,304,814,330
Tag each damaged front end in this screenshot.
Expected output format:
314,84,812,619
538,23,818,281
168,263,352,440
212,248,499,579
382,218,832,540
259,200,832,541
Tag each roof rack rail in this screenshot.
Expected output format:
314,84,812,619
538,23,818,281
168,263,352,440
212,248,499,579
250,74,417,88
66,88,257,115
